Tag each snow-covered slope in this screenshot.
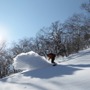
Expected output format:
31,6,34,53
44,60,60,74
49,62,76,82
0,49,90,90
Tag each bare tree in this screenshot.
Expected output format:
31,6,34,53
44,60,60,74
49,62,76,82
81,0,90,13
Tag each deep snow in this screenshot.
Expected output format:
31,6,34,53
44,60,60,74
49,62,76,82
13,51,50,70
0,48,90,90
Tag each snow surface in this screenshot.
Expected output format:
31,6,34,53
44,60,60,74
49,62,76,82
0,49,90,90
13,51,50,70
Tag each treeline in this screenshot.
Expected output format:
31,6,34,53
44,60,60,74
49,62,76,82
0,0,90,78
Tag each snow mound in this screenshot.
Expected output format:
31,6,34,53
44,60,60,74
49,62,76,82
13,51,50,70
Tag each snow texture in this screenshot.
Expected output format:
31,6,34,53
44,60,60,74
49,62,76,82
13,51,50,70
0,49,90,90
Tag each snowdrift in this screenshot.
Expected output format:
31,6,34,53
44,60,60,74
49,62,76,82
1,48,90,90
13,51,50,70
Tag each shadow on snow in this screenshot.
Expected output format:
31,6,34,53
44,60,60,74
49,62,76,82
22,64,81,79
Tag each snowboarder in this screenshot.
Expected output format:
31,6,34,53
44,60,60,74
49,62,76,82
47,53,57,66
